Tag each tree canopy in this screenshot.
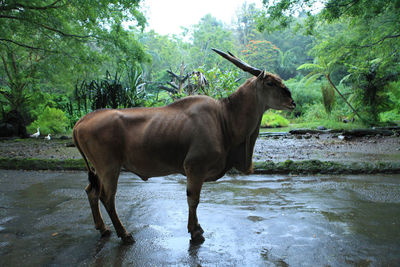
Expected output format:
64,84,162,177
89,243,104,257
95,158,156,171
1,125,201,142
1,0,399,137
0,0,149,135
258,0,400,122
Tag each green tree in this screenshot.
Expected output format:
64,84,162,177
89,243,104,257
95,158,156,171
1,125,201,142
234,2,262,47
297,58,363,120
139,30,186,82
233,3,313,79
188,14,236,70
0,0,148,136
259,0,400,123
241,39,280,73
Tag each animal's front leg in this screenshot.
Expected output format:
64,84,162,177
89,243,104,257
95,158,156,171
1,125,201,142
186,176,205,244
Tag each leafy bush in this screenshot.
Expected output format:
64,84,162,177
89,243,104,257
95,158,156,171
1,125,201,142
285,78,323,117
379,110,400,123
302,103,327,121
261,111,289,128
379,81,400,124
27,107,68,135
195,67,240,99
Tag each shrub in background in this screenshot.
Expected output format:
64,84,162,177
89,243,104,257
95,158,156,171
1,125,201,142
302,103,327,121
379,81,400,124
261,111,289,128
195,67,240,99
27,107,68,135
284,78,322,118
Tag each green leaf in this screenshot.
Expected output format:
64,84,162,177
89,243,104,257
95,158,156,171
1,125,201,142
303,73,324,87
297,63,324,71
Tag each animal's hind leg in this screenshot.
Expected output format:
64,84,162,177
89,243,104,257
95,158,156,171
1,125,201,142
99,170,134,244
85,183,111,237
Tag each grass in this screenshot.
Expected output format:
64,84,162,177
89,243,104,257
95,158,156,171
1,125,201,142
253,160,400,174
261,111,289,128
1,157,399,174
0,157,85,171
260,119,368,133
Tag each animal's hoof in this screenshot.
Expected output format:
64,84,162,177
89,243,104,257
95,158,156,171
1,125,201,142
190,233,205,245
101,229,112,237
190,226,205,245
197,224,204,234
121,233,135,245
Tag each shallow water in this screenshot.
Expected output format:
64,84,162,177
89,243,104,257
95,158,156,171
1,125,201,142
0,170,399,266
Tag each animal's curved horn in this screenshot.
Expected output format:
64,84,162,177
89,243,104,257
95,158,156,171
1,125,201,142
212,48,262,77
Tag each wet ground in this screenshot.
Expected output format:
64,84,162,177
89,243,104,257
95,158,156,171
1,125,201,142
0,170,399,266
253,135,400,163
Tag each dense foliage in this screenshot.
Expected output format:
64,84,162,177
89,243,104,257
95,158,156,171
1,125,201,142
260,0,400,123
0,0,149,136
1,0,399,137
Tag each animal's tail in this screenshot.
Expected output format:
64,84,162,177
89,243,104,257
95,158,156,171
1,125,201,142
73,126,100,191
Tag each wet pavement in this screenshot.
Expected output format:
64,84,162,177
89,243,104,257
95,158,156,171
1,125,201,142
0,170,399,266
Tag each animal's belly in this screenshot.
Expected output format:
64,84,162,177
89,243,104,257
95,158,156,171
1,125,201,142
122,153,185,180
122,140,228,181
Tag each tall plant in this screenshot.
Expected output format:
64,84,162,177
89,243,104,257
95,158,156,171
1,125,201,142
125,68,146,107
297,59,365,122
194,67,240,99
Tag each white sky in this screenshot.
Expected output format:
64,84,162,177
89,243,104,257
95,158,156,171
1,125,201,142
141,0,263,35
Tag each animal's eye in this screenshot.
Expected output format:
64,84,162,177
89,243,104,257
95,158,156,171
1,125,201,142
266,81,274,86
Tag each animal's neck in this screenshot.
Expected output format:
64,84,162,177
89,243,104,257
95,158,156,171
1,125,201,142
222,78,264,144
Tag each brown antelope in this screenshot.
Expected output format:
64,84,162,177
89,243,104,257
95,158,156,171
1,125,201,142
73,49,295,244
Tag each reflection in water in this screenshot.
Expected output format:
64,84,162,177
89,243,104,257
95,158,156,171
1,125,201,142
188,241,202,266
91,241,131,267
94,236,109,256
114,243,131,267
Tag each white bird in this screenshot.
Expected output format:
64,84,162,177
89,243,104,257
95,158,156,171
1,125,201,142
45,134,51,140
30,127,40,138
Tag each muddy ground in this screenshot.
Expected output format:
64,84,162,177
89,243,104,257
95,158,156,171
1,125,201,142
254,134,400,163
0,133,399,164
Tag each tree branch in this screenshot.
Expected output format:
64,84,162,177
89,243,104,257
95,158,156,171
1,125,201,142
158,85,178,94
0,0,65,11
167,81,179,89
0,15,93,39
325,0,360,18
10,52,18,77
326,73,366,123
167,70,180,79
0,54,14,85
359,34,400,48
0,38,58,53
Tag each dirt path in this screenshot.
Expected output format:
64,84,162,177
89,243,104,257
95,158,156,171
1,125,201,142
254,134,400,163
1,133,399,164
